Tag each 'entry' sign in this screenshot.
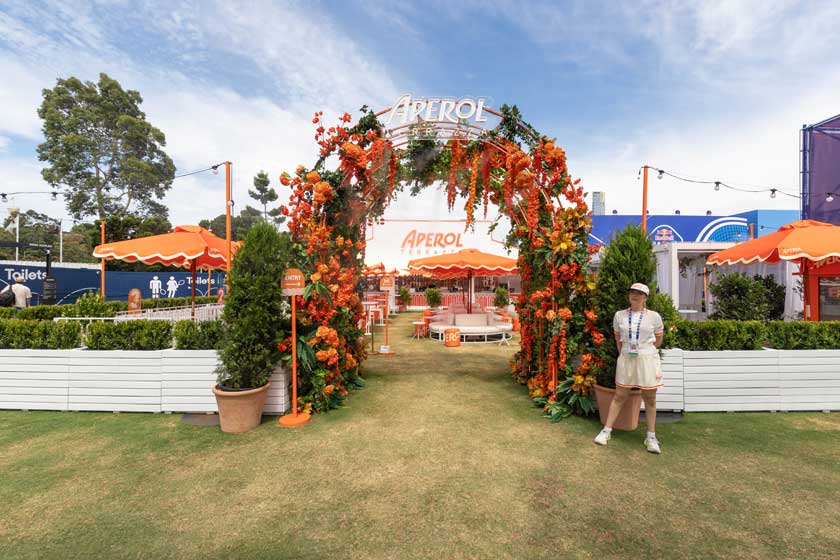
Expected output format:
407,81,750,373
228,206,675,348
282,268,306,296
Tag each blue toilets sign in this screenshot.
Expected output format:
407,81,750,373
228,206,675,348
0,263,225,305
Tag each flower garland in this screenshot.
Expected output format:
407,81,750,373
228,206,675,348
278,105,602,418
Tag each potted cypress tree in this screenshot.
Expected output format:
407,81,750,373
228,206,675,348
424,287,442,309
493,287,509,309
213,222,286,433
591,225,676,430
397,286,412,312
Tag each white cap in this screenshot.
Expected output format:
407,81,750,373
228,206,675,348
629,283,649,295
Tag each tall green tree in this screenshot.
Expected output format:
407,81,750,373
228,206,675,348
199,205,264,241
37,73,176,221
0,209,94,263
248,171,280,221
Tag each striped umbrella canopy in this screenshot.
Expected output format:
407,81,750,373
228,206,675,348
408,248,517,312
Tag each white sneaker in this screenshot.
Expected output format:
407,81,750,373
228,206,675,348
594,428,611,446
645,435,661,454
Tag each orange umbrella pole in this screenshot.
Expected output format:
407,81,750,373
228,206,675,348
190,259,197,320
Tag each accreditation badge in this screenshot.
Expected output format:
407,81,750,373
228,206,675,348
628,342,639,355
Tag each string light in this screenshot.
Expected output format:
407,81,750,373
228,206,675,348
643,166,801,199
827,193,835,203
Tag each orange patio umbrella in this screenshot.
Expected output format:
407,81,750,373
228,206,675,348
408,248,518,313
93,225,242,315
707,220,840,320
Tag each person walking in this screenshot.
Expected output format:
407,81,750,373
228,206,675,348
594,283,665,454
10,275,32,317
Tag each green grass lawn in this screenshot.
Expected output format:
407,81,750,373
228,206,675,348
1,312,839,559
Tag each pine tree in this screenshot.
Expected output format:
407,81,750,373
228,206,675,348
248,170,283,224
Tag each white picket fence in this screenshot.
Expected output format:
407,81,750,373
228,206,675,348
0,349,289,414
1,348,838,414
654,348,840,412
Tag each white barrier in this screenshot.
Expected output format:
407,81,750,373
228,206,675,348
2,348,839,414
0,349,289,414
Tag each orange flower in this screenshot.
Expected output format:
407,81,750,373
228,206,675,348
558,307,573,321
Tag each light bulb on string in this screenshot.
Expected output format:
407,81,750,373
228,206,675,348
827,193,835,203
770,189,777,199
714,181,720,191
657,169,663,180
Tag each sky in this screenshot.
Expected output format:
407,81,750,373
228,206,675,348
1,0,839,229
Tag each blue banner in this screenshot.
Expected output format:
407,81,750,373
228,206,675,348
0,263,226,305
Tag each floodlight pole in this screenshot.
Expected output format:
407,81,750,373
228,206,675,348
225,161,232,289
641,165,649,232
100,220,106,297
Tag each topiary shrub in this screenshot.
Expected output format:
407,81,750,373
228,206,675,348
173,320,225,350
216,222,286,390
397,286,411,308
592,224,660,388
665,320,765,351
765,320,840,349
63,293,114,319
494,287,510,308
709,272,785,321
16,305,66,321
424,287,442,308
0,319,82,349
84,321,173,350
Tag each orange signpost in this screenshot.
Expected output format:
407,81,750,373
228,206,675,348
127,288,142,315
279,268,309,428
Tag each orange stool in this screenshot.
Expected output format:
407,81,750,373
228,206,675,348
444,328,461,347
412,321,427,339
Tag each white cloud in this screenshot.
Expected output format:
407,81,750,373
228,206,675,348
0,0,404,226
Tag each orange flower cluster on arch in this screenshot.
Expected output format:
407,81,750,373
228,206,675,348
278,106,604,417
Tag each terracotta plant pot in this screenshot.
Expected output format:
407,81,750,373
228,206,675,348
213,382,271,433
593,384,642,431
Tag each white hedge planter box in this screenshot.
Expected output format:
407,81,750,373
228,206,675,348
0,349,289,415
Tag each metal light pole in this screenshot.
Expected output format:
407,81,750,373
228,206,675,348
641,165,649,232
225,161,232,286
15,212,19,261
57,218,64,263
100,220,106,297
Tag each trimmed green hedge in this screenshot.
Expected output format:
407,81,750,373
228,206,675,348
765,321,840,350
0,296,217,321
0,319,82,349
665,320,840,351
173,320,225,350
85,321,173,350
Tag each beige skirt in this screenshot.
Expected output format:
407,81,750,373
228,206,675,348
615,353,663,389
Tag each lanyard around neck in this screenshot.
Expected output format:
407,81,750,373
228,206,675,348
627,308,645,344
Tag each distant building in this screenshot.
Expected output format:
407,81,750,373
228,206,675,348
592,191,606,215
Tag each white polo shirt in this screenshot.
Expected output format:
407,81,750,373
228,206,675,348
11,283,32,308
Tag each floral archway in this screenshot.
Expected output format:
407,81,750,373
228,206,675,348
277,103,605,419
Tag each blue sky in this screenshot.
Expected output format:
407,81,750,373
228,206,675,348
1,0,839,227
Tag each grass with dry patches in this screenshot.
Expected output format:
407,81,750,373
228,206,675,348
1,312,839,559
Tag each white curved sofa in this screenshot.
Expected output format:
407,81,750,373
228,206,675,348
428,312,513,344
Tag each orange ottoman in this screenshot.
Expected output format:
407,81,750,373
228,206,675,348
444,328,461,347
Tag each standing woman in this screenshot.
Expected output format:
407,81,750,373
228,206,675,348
594,283,665,453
